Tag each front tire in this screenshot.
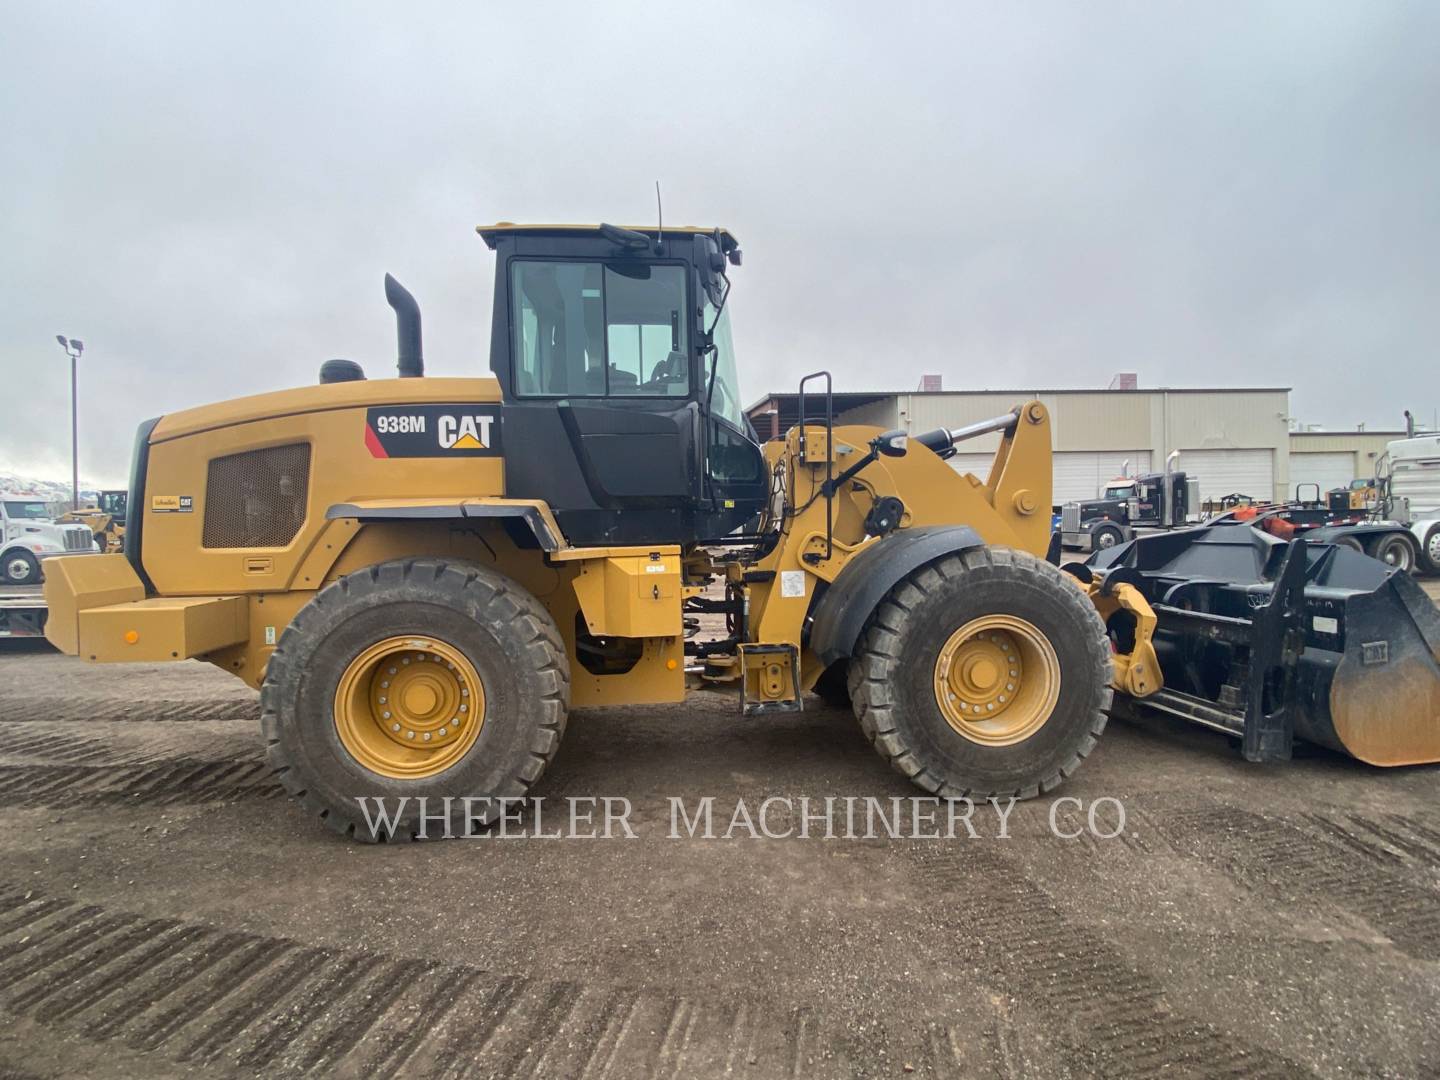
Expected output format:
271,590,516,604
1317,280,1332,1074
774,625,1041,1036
262,558,569,841
848,547,1111,800
1091,524,1124,550
3,550,40,586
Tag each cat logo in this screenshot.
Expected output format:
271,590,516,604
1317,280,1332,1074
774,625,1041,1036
438,414,494,451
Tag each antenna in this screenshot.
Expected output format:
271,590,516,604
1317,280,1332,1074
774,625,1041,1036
654,181,664,254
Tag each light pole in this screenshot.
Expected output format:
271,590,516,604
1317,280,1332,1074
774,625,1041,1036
56,335,84,510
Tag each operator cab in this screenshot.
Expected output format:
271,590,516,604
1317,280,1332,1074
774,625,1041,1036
479,223,767,546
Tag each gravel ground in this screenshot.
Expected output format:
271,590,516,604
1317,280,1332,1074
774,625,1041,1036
0,582,1437,1078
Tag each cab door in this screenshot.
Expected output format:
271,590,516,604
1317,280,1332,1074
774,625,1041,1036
502,257,706,521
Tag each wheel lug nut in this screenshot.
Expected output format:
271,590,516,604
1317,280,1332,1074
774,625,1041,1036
461,688,469,697
406,730,415,739
382,711,391,720
388,667,397,675
379,696,387,704
437,728,447,737
391,723,401,732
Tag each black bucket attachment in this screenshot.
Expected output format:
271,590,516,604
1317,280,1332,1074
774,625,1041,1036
1086,524,1440,766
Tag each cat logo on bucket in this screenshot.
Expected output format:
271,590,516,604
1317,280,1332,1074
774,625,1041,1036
364,405,502,459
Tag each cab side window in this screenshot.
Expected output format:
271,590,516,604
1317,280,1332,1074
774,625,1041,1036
511,262,604,396
511,261,689,398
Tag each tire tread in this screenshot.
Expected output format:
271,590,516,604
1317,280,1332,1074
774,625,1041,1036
847,547,1110,801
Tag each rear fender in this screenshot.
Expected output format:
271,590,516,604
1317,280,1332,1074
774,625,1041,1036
805,525,984,667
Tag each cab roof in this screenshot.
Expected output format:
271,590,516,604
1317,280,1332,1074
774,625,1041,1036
477,222,738,252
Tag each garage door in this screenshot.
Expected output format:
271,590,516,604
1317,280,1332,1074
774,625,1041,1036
948,450,1154,502
1052,451,1153,503
1179,449,1274,503
1289,451,1355,498
947,453,996,482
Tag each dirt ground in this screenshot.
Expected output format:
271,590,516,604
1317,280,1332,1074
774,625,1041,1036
0,582,1437,1078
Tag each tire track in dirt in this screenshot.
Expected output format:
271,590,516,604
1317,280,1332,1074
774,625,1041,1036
2,697,257,724
1159,805,1440,961
905,842,1306,1079
1300,811,1440,873
0,757,282,809
0,728,117,765
0,884,952,1079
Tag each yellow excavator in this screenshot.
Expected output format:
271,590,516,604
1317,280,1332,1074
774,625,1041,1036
41,222,1440,840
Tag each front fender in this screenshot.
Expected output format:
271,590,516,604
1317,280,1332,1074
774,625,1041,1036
805,525,984,667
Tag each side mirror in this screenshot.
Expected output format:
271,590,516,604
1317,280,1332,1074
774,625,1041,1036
873,430,909,457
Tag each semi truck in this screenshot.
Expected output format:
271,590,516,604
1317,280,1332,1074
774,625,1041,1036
1059,454,1199,551
1379,433,1440,575
1,494,98,585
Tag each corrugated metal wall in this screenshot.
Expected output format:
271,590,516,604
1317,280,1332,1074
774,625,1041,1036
887,390,1290,499
761,388,1301,501
1289,432,1404,482
835,399,901,429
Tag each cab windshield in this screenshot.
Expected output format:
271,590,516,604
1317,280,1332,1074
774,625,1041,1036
702,301,745,430
1102,484,1135,500
3,501,49,520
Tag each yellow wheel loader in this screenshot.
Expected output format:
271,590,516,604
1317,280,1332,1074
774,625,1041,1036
41,222,1440,839
60,489,128,553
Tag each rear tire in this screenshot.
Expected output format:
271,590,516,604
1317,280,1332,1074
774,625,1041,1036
262,558,569,841
1420,525,1440,577
2,550,40,586
848,547,1111,800
1368,532,1416,574
1333,536,1364,553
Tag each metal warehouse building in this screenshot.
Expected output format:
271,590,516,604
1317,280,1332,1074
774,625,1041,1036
746,385,1397,506
1288,429,1409,493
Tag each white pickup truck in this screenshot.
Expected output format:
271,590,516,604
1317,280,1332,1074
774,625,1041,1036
0,494,98,585
1380,435,1440,575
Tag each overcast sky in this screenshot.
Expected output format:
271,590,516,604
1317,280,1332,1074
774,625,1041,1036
2,2,1437,486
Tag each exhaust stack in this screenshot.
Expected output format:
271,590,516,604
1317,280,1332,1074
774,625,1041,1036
384,273,424,378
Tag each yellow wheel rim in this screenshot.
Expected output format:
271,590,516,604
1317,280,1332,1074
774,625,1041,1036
334,636,485,780
933,615,1060,746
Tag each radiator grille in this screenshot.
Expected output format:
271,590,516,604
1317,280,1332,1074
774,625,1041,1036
202,443,311,549
1061,504,1081,533
62,528,93,551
